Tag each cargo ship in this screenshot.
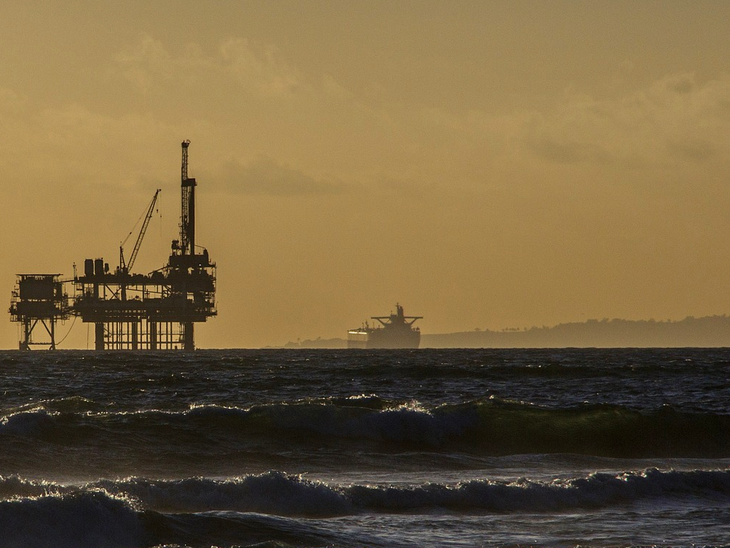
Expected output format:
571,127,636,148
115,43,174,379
347,304,423,349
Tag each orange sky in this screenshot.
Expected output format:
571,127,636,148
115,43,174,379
2,1,730,348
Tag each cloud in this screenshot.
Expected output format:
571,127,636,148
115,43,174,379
665,139,716,162
115,35,173,93
420,72,730,170
525,136,610,164
322,74,348,100
0,87,25,113
218,156,347,196
665,73,694,94
0,95,185,193
114,35,303,98
219,38,301,97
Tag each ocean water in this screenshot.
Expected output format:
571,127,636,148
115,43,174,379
1,348,729,548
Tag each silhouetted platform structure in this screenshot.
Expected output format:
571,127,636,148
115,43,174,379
9,140,217,350
9,274,70,350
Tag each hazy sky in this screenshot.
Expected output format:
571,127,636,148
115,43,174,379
2,1,730,348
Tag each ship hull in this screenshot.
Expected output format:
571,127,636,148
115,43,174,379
347,327,420,349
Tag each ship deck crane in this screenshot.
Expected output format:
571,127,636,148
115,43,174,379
119,189,161,274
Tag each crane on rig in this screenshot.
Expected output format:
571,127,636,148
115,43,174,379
119,188,161,274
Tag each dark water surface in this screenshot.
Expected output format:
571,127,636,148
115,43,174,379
1,348,729,547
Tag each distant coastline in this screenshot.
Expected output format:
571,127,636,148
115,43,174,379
284,315,730,349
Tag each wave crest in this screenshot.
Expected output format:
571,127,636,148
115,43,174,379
2,399,729,458
99,471,351,517
0,490,143,548
3,469,729,519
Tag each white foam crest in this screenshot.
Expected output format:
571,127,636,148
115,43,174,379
346,468,730,512
345,394,381,401
0,476,65,500
0,409,57,436
341,403,479,446
246,400,481,446
89,407,179,418
96,471,352,517
184,403,250,419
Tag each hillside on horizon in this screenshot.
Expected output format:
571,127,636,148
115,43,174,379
284,315,730,349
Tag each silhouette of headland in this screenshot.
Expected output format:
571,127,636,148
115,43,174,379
284,315,730,348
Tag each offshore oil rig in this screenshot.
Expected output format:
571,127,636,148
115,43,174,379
9,140,217,350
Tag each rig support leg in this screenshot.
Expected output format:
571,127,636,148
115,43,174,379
183,322,194,351
132,322,139,351
95,323,105,351
150,322,157,350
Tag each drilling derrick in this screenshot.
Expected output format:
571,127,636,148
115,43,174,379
168,140,216,350
180,139,195,255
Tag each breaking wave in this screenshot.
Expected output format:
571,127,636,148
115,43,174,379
1,467,729,547
0,490,144,548
2,398,729,458
0,487,336,548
